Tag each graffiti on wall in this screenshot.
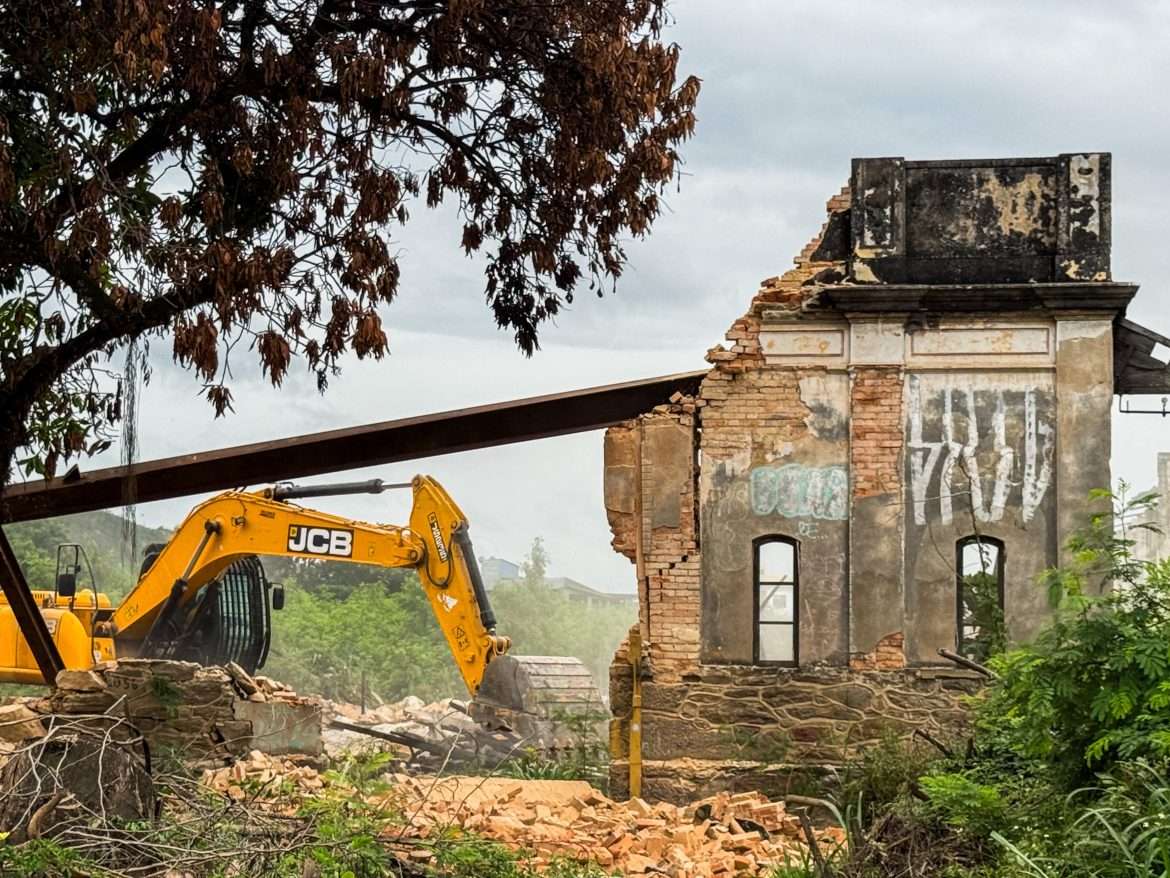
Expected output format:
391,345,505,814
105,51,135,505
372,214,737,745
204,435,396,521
907,376,1054,526
750,464,849,521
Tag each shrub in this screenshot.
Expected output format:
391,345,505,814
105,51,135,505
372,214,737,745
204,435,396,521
1071,762,1170,877
979,488,1170,783
919,772,1008,840
839,728,937,819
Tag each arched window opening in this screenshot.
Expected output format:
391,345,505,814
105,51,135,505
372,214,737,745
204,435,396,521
956,536,1006,662
754,537,798,666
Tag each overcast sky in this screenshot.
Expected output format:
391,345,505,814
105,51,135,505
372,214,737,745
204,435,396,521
23,0,1170,592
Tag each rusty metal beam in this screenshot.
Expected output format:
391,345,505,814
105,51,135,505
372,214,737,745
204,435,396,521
0,370,705,524
0,526,64,682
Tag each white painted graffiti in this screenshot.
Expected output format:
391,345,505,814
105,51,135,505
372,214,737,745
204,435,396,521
907,376,1054,526
750,464,849,521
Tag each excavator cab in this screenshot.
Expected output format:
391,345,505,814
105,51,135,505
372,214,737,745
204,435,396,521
54,543,96,600
139,549,277,675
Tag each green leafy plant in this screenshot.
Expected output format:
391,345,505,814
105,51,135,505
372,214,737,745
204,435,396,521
430,835,613,878
839,727,936,819
960,569,1008,663
0,839,99,878
919,772,1008,840
1071,762,1170,878
978,485,1170,782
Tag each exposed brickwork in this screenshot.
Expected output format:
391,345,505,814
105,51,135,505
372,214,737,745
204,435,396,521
850,367,904,499
607,186,853,684
704,185,850,375
700,368,811,462
603,421,639,563
849,631,907,671
605,397,703,681
605,181,968,799
640,401,701,676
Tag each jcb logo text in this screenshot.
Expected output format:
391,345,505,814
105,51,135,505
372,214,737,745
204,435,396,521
287,525,353,557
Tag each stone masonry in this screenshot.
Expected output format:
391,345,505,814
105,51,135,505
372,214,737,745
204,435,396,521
9,659,324,763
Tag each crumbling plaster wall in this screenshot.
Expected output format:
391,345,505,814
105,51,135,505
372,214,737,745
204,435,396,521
605,174,1119,802
699,366,850,666
605,401,701,678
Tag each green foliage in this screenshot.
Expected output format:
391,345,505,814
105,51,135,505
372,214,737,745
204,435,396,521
768,849,818,878
979,486,1170,781
0,839,99,877
521,537,550,588
840,728,937,819
265,566,631,706
262,554,415,601
828,487,1170,878
488,580,633,694
264,578,464,704
430,835,613,878
992,764,1170,878
960,570,1008,662
224,529,632,706
6,509,173,601
1071,762,1170,878
322,749,399,799
919,772,1009,839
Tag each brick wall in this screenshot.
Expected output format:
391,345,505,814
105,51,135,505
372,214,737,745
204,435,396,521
641,403,702,675
848,631,907,671
606,185,853,682
605,399,702,680
850,366,904,499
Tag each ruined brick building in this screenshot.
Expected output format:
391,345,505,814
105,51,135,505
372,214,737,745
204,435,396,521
605,153,1170,801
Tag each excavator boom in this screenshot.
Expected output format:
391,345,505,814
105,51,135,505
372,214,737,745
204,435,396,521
4,475,508,696
0,473,604,740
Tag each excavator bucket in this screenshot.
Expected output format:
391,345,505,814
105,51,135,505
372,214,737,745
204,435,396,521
469,654,606,750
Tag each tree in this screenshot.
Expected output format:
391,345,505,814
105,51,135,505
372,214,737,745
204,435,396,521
521,536,548,587
0,1,698,486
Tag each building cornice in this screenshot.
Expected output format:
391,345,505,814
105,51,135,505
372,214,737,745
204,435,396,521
805,282,1138,316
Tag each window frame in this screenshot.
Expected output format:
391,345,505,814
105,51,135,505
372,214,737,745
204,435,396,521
752,535,799,667
955,534,1005,656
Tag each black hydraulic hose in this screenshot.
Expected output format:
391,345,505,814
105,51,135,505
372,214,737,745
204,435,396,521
140,519,220,652
451,524,497,633
270,479,411,500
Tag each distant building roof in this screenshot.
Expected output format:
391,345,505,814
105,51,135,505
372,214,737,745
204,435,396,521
483,561,636,604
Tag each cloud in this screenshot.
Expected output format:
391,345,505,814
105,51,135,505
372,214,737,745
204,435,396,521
30,0,1170,589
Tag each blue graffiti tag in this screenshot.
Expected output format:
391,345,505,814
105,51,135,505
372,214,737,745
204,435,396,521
750,464,848,520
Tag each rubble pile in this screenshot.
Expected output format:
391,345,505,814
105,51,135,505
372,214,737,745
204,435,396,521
390,777,843,877
203,748,326,807
324,695,537,766
204,750,843,877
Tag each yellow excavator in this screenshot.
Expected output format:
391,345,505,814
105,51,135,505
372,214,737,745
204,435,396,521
0,475,601,726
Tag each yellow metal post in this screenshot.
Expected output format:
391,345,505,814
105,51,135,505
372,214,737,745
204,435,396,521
628,627,643,799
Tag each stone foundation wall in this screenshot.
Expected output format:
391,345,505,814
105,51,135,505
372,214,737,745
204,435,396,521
30,659,323,764
609,662,981,802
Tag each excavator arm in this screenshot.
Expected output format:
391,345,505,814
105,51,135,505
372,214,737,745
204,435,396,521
111,475,510,696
